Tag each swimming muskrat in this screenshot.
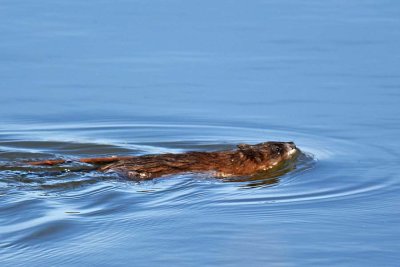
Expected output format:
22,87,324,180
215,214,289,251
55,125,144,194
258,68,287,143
28,141,299,179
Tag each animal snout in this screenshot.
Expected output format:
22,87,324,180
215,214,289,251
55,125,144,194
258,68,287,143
287,142,296,149
285,142,298,156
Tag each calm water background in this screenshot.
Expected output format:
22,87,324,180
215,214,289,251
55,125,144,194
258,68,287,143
1,1,400,266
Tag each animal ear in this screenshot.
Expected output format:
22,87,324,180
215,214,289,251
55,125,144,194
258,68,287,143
237,144,251,151
237,144,263,163
237,144,251,158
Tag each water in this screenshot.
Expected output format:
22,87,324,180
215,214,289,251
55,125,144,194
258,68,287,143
1,1,400,266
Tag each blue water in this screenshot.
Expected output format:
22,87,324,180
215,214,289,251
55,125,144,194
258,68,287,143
1,1,400,266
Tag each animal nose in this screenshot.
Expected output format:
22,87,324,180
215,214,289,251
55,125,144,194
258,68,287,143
287,142,296,150
284,142,298,156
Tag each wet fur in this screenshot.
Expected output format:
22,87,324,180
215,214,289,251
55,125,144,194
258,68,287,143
100,142,297,179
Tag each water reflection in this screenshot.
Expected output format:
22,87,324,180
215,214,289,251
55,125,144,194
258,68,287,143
225,152,315,188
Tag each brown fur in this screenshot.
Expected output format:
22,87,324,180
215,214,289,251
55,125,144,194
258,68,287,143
99,141,298,179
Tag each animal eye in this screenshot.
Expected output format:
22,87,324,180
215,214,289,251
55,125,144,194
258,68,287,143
273,146,281,153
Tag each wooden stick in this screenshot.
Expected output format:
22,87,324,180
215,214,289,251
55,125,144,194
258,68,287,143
27,156,136,166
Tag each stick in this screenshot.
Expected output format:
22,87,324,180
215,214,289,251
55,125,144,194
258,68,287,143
27,156,136,166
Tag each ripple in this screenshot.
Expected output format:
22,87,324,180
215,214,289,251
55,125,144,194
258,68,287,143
0,122,398,253
0,122,396,203
0,124,399,262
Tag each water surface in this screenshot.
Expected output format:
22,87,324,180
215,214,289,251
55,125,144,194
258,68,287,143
1,1,400,266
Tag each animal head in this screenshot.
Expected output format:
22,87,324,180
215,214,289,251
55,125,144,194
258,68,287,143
237,141,298,171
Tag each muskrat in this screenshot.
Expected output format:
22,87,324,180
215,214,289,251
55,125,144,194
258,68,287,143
28,141,299,180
